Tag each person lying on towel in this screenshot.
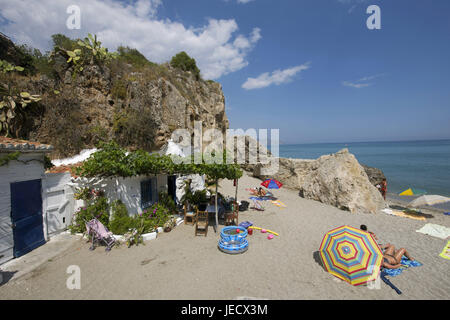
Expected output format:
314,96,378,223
257,187,267,197
381,244,415,269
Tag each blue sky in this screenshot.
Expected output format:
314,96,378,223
1,0,450,144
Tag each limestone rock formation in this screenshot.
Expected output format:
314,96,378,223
248,149,386,214
3,49,228,157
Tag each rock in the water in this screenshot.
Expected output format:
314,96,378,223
249,148,386,214
361,164,386,186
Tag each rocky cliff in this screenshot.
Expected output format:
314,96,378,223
248,148,387,214
1,33,229,158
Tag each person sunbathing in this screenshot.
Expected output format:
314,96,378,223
257,187,267,197
381,244,415,269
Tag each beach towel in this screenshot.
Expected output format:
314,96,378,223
271,200,287,208
439,241,450,260
416,223,450,239
381,257,422,277
249,196,273,201
239,221,253,229
382,208,427,221
251,199,264,211
381,268,403,277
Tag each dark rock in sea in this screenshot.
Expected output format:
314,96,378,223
361,164,386,186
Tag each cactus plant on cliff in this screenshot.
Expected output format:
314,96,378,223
0,59,41,135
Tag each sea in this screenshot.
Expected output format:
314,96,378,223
278,140,450,197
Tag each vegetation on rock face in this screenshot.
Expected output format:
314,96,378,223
170,51,201,80
0,59,41,136
0,32,227,158
117,46,155,69
49,33,117,78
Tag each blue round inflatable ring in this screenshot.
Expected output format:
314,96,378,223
218,226,249,254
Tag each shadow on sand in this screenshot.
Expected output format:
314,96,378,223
0,270,17,286
313,251,325,271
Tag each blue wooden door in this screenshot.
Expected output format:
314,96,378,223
10,179,46,258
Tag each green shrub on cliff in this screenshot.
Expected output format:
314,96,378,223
117,46,155,69
170,51,200,80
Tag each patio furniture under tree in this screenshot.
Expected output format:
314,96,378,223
195,209,209,236
184,202,197,225
202,153,243,233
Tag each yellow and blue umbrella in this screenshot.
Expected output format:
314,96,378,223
399,188,427,196
319,225,383,286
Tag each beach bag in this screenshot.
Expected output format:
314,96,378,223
239,201,250,211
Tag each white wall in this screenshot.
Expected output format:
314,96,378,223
0,153,46,265
72,174,168,217
44,172,74,236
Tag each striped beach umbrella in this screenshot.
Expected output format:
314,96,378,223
261,179,283,189
319,225,383,286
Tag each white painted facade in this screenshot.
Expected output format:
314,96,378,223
72,174,169,216
44,172,74,236
0,153,47,265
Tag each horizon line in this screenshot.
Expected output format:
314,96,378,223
276,138,450,146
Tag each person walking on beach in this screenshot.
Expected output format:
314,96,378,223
380,178,387,200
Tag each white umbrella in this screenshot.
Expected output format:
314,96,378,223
409,195,450,207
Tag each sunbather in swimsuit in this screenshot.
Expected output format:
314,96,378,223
382,244,414,269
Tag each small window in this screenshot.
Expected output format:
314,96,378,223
141,178,157,209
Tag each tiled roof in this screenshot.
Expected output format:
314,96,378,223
0,136,54,152
46,162,82,178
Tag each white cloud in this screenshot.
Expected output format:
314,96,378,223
242,63,311,90
0,0,261,80
342,74,384,88
337,0,369,14
224,0,256,4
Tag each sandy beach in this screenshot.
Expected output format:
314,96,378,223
1,172,449,300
